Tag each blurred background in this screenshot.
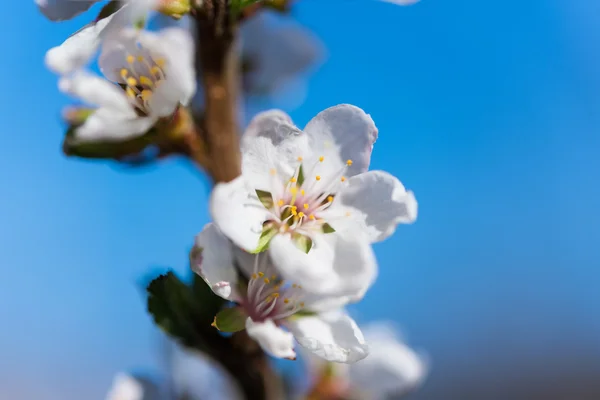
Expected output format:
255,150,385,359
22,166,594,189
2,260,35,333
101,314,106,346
1,0,600,398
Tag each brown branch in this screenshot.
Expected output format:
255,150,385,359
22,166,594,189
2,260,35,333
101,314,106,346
195,0,241,183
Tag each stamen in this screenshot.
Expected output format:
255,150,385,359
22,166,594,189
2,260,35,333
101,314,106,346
284,298,290,304
298,212,305,218
126,87,136,98
139,76,154,87
258,272,264,277
277,200,284,207
290,177,297,183
301,189,305,196
126,55,135,64
155,58,166,68
297,156,303,162
319,156,325,162
303,203,309,210
269,168,276,176
341,176,346,182
263,278,270,284
271,275,276,280
150,66,162,76
346,159,353,166
136,55,145,62
327,196,334,203
141,90,153,102
309,214,315,220
120,69,128,79
315,175,321,181
252,273,258,279
126,77,137,86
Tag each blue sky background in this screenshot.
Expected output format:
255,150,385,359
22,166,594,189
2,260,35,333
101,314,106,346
1,0,599,399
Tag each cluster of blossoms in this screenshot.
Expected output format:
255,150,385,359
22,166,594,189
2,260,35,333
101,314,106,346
193,103,419,362
40,0,426,399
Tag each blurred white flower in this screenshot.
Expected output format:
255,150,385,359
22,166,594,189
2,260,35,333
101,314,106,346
304,322,428,400
191,223,369,363
36,0,100,21
210,105,417,299
169,344,243,400
348,323,428,399
240,11,324,101
45,0,158,75
105,373,144,400
58,27,195,142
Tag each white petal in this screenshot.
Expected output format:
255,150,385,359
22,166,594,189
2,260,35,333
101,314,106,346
72,108,156,142
241,111,308,192
59,70,134,111
304,104,378,177
45,15,115,75
105,373,144,400
349,323,427,398
192,223,239,301
36,0,98,21
268,232,377,299
287,311,368,364
210,176,270,252
153,28,197,106
245,318,296,359
337,170,417,243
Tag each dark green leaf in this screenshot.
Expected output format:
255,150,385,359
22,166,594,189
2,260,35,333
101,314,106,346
95,1,124,22
212,307,248,332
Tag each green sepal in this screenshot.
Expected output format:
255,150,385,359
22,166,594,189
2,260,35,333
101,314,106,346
297,164,305,186
322,223,336,234
256,190,274,209
250,224,278,254
292,233,313,253
212,307,248,332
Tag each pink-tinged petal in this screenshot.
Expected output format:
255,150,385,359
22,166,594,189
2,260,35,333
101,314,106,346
246,318,296,359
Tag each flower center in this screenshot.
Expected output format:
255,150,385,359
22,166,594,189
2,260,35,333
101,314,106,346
261,156,353,236
116,51,167,115
242,257,305,323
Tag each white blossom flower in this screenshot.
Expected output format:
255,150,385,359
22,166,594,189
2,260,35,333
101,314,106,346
58,26,195,142
240,10,324,98
191,223,369,363
210,105,417,299
304,322,428,400
105,373,144,400
45,0,158,75
36,0,100,21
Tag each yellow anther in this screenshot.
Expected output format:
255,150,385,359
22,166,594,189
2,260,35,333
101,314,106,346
327,196,334,203
126,77,138,86
301,189,305,196
120,68,128,79
139,76,154,87
291,206,297,211
298,212,305,218
141,90,153,101
277,199,284,207
303,203,309,210
272,293,280,298
319,156,325,162
252,273,258,279
284,298,290,304
297,156,303,162
315,175,321,181
258,272,264,277
291,209,298,216
271,275,276,280
298,285,302,289
269,168,276,176
126,87,136,98
155,58,166,67
345,211,352,217
299,302,305,307
126,55,135,64
136,55,145,62
346,159,353,166
263,278,270,284
292,284,297,288
290,186,298,194
309,214,315,220
341,176,346,182
150,66,162,76
290,177,297,183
